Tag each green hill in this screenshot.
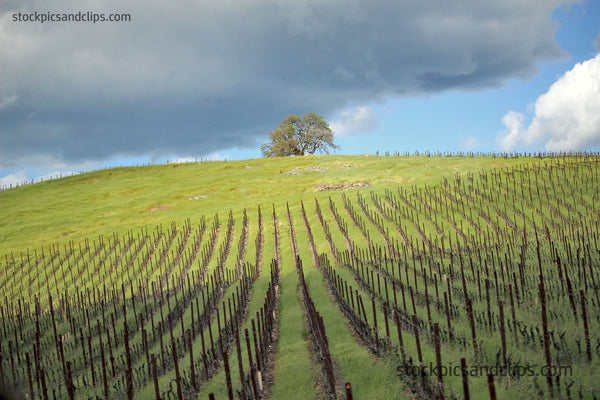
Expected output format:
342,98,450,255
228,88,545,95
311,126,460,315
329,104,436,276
1,154,598,400
0,154,529,257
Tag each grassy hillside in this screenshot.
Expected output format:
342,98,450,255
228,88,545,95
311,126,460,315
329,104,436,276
0,154,530,258
1,153,598,400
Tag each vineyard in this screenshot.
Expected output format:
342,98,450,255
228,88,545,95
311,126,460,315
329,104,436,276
0,153,599,399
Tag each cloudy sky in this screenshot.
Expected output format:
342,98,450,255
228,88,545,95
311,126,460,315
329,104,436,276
1,0,599,186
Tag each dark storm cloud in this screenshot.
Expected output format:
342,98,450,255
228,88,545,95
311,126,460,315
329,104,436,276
0,0,574,167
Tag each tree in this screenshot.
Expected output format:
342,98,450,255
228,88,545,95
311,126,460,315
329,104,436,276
261,112,339,157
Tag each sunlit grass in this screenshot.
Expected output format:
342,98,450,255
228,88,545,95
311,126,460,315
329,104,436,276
0,154,533,258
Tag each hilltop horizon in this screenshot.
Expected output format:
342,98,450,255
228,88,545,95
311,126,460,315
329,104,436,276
2,1,599,190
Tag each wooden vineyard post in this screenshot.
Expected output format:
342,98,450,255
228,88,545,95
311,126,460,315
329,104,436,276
433,323,445,400
99,338,109,399
35,326,42,391
539,282,553,396
424,274,432,326
172,341,183,400
412,315,423,364
498,301,507,368
235,329,247,400
199,320,209,379
359,295,368,326
409,286,417,317
245,328,259,399
487,373,496,400
461,358,470,400
509,284,517,342
217,308,224,355
66,361,75,400
257,311,266,374
466,298,478,360
150,354,160,400
49,295,64,381
251,319,262,389
445,277,452,311
345,382,353,400
384,276,390,306
88,335,96,386
394,308,406,363
566,276,578,322
188,329,197,391
443,292,453,342
40,369,49,400
580,289,592,362
123,320,134,400
383,303,390,338
58,336,67,388
142,328,150,379
26,352,34,400
223,351,234,400
485,279,492,327
179,309,185,349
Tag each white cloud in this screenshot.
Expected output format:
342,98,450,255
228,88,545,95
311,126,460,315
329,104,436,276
203,152,227,162
171,157,197,164
499,53,600,152
460,136,481,150
170,155,227,163
35,170,79,181
0,171,28,188
0,169,82,189
330,106,379,137
0,154,119,190
498,111,526,151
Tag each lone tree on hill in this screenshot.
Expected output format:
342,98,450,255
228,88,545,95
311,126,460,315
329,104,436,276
261,112,339,157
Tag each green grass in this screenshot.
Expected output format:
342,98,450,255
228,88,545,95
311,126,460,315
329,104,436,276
0,155,533,258
4,153,598,400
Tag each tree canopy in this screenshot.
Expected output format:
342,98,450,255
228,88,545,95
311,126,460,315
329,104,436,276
261,112,338,157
